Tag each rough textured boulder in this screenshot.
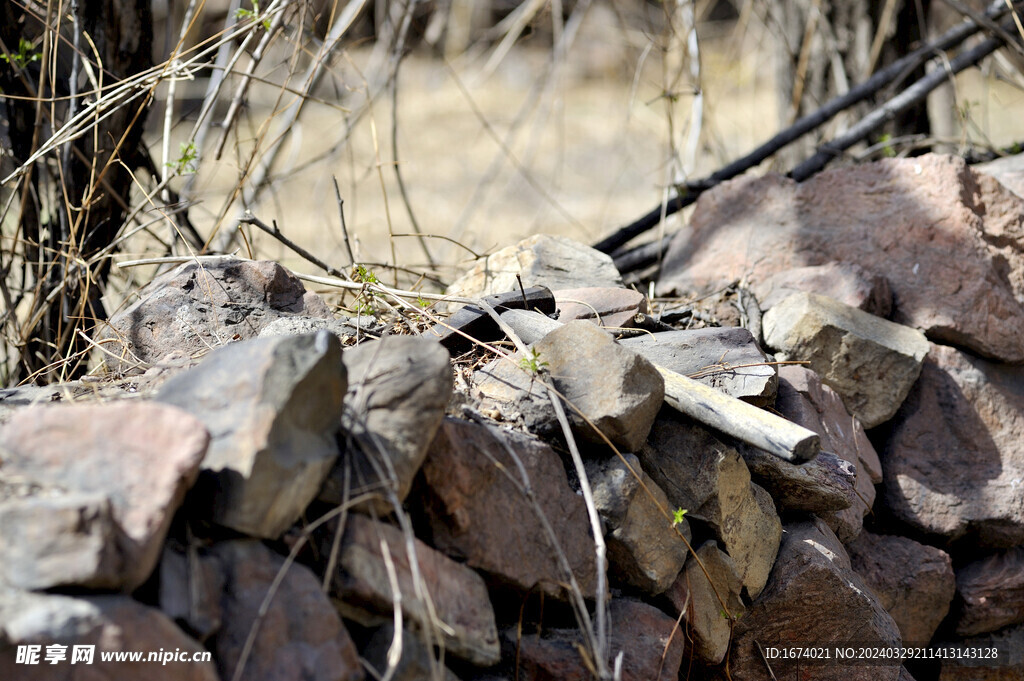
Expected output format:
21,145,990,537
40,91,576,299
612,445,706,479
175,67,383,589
587,453,689,595
446,234,623,299
533,321,664,451
320,336,452,511
639,408,781,599
846,532,956,643
955,548,1024,637
621,327,777,405
208,540,364,681
0,403,208,590
103,258,333,366
658,154,1024,363
554,287,647,329
472,355,558,436
157,331,345,539
504,598,685,681
418,418,599,599
327,513,500,667
751,261,893,318
0,589,218,681
665,540,745,665
763,291,929,428
883,343,1024,548
727,517,902,681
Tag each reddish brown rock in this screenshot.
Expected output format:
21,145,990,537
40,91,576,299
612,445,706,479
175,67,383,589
0,590,218,681
533,320,664,452
554,287,647,329
774,365,880,541
419,418,599,600
658,155,1024,363
977,152,1024,198
102,257,332,366
328,513,499,667
752,261,893,318
665,540,745,665
727,517,902,681
0,403,208,590
883,344,1024,548
956,548,1024,637
846,531,956,643
208,540,363,681
505,598,684,681
159,542,224,642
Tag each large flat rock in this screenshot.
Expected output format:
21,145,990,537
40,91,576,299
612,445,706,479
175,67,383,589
658,155,1024,363
620,327,777,405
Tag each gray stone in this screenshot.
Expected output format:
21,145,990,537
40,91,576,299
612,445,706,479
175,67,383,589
752,261,893,318
258,315,354,339
740,448,856,514
0,402,208,590
620,327,777,406
504,598,684,681
728,517,902,681
328,513,499,667
446,234,623,300
554,287,647,329
0,589,218,681
587,453,688,595
320,336,451,512
639,408,781,599
418,418,599,600
847,532,956,643
157,331,345,539
533,320,664,452
884,344,1024,548
658,155,1024,364
763,291,929,428
102,257,333,367
956,548,1024,637
209,540,363,681
665,540,745,665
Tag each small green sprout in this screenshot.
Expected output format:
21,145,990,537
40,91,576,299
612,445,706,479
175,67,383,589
166,141,198,174
519,348,548,375
1,38,40,69
416,295,430,308
672,508,687,527
877,133,896,158
352,264,379,284
235,1,271,30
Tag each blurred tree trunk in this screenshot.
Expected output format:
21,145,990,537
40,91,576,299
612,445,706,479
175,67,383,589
765,0,937,168
0,0,153,382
